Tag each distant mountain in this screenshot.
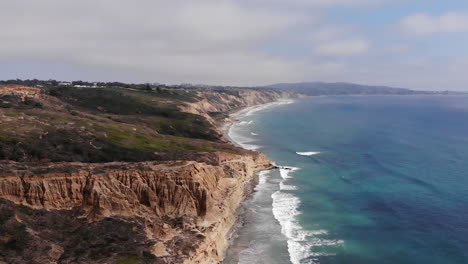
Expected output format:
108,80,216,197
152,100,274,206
264,82,438,96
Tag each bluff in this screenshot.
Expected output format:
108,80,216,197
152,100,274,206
179,89,293,123
0,152,273,263
0,81,287,264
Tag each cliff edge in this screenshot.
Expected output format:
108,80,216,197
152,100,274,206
0,82,289,264
0,152,272,264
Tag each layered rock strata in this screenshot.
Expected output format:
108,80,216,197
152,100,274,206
0,152,272,263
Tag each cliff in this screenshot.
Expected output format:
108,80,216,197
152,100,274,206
0,82,287,263
0,152,273,263
179,89,294,125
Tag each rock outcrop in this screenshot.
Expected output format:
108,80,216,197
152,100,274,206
0,85,42,100
0,152,273,263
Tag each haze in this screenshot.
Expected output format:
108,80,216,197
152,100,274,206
1,0,468,90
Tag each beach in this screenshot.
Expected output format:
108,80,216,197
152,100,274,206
223,99,302,264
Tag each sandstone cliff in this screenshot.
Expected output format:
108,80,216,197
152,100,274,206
179,89,295,124
0,83,290,263
0,152,273,264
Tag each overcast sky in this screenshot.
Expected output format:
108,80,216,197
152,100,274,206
1,0,468,90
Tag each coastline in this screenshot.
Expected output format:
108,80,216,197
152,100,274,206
219,99,294,263
221,99,295,147
221,97,341,264
218,95,468,264
0,83,298,264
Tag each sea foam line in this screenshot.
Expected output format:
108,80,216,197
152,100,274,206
228,99,293,151
227,128,261,150
229,99,346,263
272,167,343,264
243,99,294,117
239,120,254,125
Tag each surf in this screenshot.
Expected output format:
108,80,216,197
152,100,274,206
296,151,320,156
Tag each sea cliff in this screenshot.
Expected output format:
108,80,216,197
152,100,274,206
0,82,290,263
0,152,272,263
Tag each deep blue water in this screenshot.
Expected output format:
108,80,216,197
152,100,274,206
226,95,468,264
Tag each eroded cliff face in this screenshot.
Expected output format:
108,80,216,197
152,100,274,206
0,84,288,263
179,89,294,124
0,152,273,264
0,85,42,100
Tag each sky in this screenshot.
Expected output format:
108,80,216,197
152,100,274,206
1,0,468,90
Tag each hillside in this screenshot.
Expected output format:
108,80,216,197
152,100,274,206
0,82,289,163
0,81,291,264
265,82,438,96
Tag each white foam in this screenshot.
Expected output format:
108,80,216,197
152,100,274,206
279,166,300,179
228,125,262,150
239,142,262,150
243,99,294,117
272,191,312,264
278,167,300,190
251,132,259,136
258,170,270,185
228,99,294,151
280,182,298,191
296,152,321,156
239,120,254,125
272,167,343,264
227,99,345,262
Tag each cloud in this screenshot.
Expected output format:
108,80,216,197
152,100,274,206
313,39,369,56
248,0,393,7
308,25,359,43
0,0,467,91
400,12,468,35
0,0,305,85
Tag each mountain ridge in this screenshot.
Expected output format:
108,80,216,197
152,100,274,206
263,81,444,95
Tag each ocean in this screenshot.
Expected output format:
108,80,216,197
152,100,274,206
224,95,468,264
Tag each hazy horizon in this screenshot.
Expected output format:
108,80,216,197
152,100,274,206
2,0,468,90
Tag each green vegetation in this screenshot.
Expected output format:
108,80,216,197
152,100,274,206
0,79,253,162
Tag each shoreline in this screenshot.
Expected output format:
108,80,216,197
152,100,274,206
219,99,294,263
220,97,330,264
221,99,295,147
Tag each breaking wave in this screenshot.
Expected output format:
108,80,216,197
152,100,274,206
272,167,343,264
296,152,321,156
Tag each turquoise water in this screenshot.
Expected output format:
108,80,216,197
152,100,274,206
225,96,468,264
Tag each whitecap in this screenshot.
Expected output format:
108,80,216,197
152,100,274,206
296,152,321,156
279,166,300,179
